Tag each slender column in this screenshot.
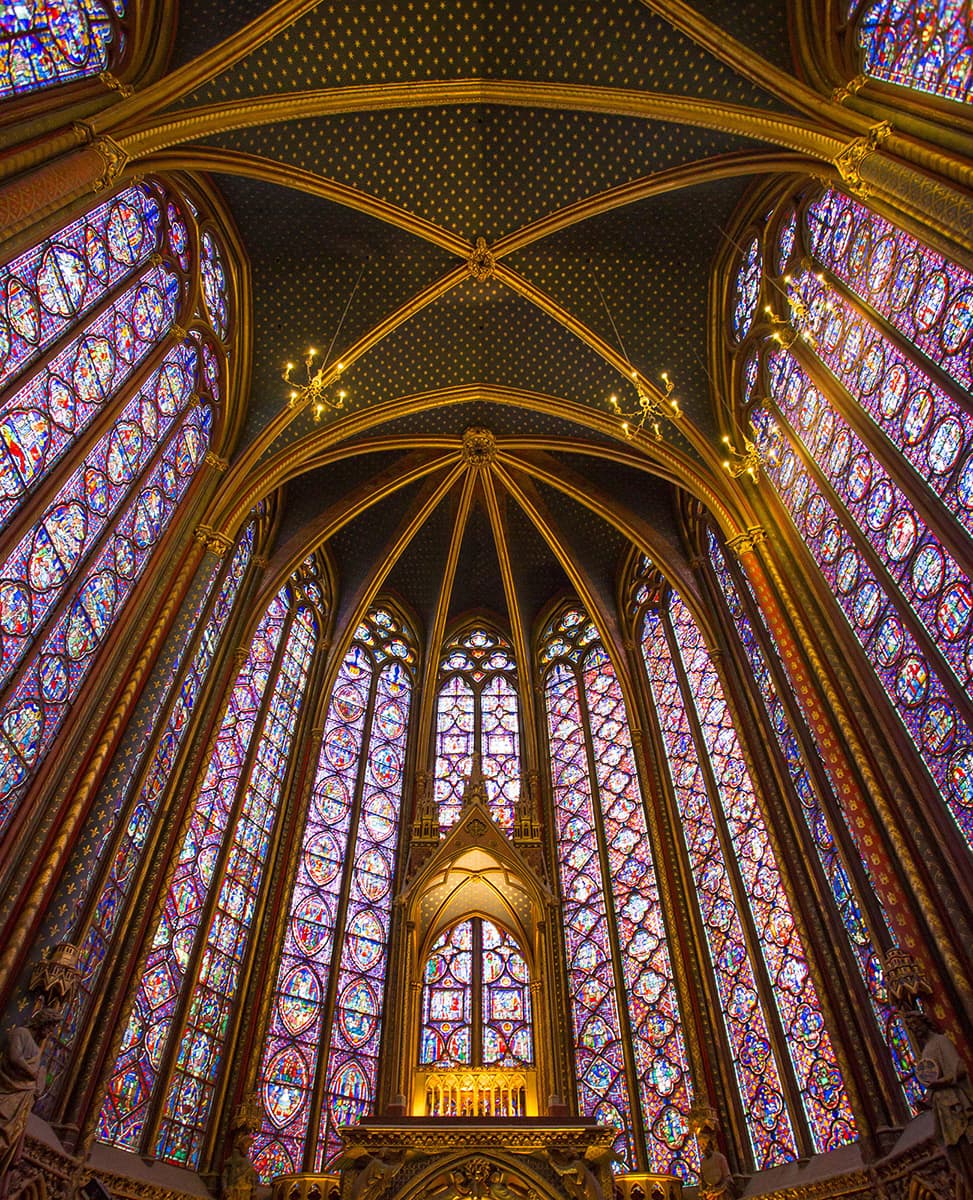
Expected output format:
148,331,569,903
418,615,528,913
138,602,297,1156
735,528,973,1047
661,604,814,1162
695,555,895,1144
202,628,331,1174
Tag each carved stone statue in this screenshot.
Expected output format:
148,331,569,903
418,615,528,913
542,1148,608,1200
221,1129,258,1200
689,1104,734,1200
0,1007,60,1185
903,1010,973,1192
222,1093,261,1200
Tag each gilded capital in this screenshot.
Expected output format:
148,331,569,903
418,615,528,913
726,526,767,557
834,121,892,198
193,525,233,556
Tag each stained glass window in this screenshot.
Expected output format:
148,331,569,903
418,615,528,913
433,626,520,833
253,606,416,1179
852,0,972,104
703,535,920,1111
637,584,857,1162
0,1,126,100
418,918,532,1077
0,181,231,840
420,921,474,1068
731,184,973,860
731,235,763,341
98,569,321,1165
542,607,695,1178
41,521,257,1109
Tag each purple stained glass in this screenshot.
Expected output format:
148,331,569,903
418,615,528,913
789,269,973,539
154,606,318,1168
44,522,253,1106
434,675,474,833
0,0,125,99
806,188,973,395
97,591,292,1152
667,593,856,1155
854,0,972,104
768,349,973,693
546,660,635,1169
482,920,533,1069
640,606,799,1169
753,403,973,853
581,642,696,1178
0,342,199,696
252,649,371,1179
0,262,180,529
706,531,921,1112
0,184,161,394
200,232,230,339
0,405,211,829
318,658,411,1166
420,921,473,1068
433,628,521,834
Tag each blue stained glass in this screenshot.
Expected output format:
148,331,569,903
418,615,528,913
855,0,972,104
0,2,127,100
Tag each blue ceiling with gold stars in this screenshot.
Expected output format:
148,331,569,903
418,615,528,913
167,0,797,624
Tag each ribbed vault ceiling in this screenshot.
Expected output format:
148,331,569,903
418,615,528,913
168,0,797,636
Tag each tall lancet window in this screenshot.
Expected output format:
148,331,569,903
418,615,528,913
433,626,520,833
419,918,534,1073
734,189,973,858
252,606,416,1179
703,533,919,1110
0,179,231,835
541,606,694,1179
635,571,856,1166
97,561,323,1168
39,515,259,1112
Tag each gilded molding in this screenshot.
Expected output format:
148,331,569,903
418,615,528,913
116,82,846,163
725,526,767,557
203,451,229,472
98,70,135,97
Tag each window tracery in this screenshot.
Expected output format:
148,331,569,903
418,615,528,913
731,186,973,857
419,918,533,1079
541,607,694,1178
702,535,919,1110
634,576,856,1162
252,606,416,1179
40,519,258,1111
851,0,972,105
98,564,323,1167
0,1,127,100
433,626,520,833
0,180,229,836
